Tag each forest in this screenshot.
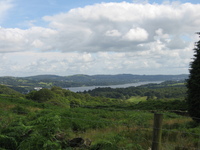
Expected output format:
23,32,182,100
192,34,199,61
1,79,199,150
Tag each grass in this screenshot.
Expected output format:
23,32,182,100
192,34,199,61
169,82,185,86
126,96,147,103
38,82,53,86
0,94,199,150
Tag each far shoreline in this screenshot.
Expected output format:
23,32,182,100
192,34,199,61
66,81,164,92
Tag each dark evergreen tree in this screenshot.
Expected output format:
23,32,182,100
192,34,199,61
187,33,200,122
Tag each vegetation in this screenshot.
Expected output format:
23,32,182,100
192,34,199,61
187,33,200,123
85,80,187,101
1,79,200,149
0,84,24,98
0,74,188,93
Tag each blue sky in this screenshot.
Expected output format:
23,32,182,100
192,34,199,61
0,0,200,76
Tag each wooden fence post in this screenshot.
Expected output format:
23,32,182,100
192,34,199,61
152,113,163,150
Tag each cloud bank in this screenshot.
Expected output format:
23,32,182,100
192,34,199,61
0,1,199,76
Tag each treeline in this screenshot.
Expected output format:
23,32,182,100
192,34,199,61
25,86,125,108
84,81,187,100
0,81,187,111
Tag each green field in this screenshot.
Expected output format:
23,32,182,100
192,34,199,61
126,96,147,103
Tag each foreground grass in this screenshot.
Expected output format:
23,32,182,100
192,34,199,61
0,95,199,150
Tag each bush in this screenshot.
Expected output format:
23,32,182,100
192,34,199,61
18,133,61,150
26,89,55,103
91,141,118,150
11,105,30,115
18,113,62,150
0,134,17,150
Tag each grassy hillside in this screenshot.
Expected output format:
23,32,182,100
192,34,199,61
0,84,24,97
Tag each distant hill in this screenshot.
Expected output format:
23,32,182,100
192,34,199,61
24,74,188,84
24,74,64,81
0,74,188,93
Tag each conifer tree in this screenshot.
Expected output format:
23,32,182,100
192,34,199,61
187,32,200,122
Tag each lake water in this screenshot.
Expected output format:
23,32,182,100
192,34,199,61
66,81,163,92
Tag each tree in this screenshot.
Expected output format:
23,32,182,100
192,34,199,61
27,88,55,103
187,32,200,122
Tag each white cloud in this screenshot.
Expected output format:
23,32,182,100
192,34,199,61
1,2,200,53
29,2,200,52
105,29,121,37
0,27,57,52
155,28,169,40
1,2,200,75
0,46,192,77
123,27,148,41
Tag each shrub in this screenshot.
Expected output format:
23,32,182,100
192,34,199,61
11,105,30,115
0,134,17,150
91,141,118,150
26,89,55,103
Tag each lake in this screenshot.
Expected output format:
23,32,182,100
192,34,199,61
66,81,163,92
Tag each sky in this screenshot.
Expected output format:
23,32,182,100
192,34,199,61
0,0,200,77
